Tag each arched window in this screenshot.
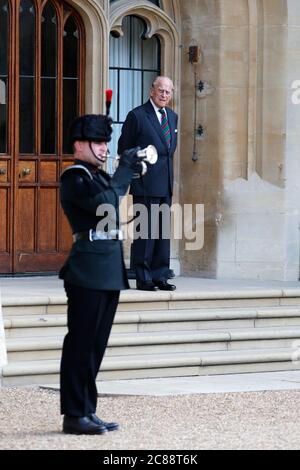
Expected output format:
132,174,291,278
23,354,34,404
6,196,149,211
0,0,85,274
17,0,83,156
109,15,161,165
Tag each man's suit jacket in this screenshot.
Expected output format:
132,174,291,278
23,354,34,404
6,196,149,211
118,100,178,197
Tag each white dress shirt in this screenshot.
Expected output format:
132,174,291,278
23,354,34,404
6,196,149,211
150,98,165,124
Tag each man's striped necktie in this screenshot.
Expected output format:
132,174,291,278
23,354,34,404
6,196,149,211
159,108,171,148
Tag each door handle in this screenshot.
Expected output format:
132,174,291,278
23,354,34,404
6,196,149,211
21,168,32,177
0,168,6,175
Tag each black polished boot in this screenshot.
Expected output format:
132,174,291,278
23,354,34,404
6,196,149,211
89,413,120,432
153,280,176,291
63,415,108,435
136,281,159,291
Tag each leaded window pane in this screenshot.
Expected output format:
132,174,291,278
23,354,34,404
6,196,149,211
0,0,8,76
63,15,78,78
19,0,35,154
109,16,161,171
131,17,144,69
41,1,57,154
63,15,79,154
0,78,7,153
0,0,8,153
110,19,130,68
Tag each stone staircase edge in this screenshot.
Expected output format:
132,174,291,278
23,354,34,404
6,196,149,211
3,286,300,308
2,347,298,376
1,295,66,307
5,326,300,351
5,305,300,329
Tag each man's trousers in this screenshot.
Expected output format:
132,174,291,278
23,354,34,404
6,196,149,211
132,195,172,284
60,282,120,417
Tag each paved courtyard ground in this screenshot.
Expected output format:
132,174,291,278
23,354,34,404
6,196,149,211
0,385,299,450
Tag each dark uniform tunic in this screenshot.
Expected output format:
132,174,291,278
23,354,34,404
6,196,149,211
59,159,134,417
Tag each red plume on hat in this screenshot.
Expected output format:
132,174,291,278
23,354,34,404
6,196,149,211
106,89,113,117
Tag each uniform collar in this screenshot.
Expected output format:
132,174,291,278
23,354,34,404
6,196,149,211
74,159,99,174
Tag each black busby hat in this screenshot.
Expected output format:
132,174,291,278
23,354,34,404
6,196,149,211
69,114,113,145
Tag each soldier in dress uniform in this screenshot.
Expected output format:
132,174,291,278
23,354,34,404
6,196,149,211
59,113,142,435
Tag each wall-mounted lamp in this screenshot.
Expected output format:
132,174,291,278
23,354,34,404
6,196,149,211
188,45,200,64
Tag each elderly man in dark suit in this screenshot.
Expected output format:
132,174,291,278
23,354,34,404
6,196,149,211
118,76,178,291
59,114,143,435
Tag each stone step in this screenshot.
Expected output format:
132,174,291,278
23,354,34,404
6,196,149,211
4,306,300,338
3,347,300,386
6,326,300,362
4,316,67,338
2,282,300,386
3,285,300,318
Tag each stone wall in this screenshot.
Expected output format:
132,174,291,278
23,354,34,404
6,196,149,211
179,0,223,277
179,0,300,280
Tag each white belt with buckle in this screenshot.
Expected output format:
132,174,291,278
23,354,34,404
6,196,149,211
89,229,123,241
72,229,123,242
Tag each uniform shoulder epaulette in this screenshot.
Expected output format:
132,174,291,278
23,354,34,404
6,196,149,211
60,165,93,180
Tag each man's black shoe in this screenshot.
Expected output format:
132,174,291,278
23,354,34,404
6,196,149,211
154,280,176,291
136,281,159,291
89,413,119,431
63,415,108,435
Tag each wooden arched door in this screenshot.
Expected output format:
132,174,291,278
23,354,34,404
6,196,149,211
0,0,85,274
